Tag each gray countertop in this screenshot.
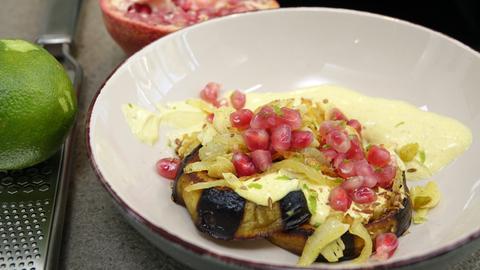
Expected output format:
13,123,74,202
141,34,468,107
0,0,479,269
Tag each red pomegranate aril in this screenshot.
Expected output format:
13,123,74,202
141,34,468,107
232,152,257,177
243,128,269,151
351,186,377,204
326,130,351,153
332,153,346,169
363,174,379,188
268,143,277,155
206,113,214,123
155,158,181,180
374,233,399,260
337,160,356,179
127,3,152,14
320,148,337,162
354,159,374,176
230,90,246,110
173,0,192,11
347,119,362,134
367,145,391,168
250,150,272,172
250,106,278,129
319,120,340,138
279,107,302,130
354,160,378,187
329,108,348,121
341,176,365,192
329,187,352,212
230,109,253,129
345,137,364,160
271,124,292,152
199,82,220,104
291,130,313,149
376,164,397,188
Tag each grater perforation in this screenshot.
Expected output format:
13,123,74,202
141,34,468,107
0,153,60,270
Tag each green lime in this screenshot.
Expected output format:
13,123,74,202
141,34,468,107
0,39,77,170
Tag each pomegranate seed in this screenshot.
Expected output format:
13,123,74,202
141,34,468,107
243,128,269,151
347,119,362,134
206,113,214,123
345,137,365,160
268,143,277,155
374,233,399,260
326,130,351,153
230,90,246,110
341,176,365,192
319,120,341,138
376,164,397,188
127,3,152,14
351,186,377,204
271,124,292,152
367,145,391,168
354,159,374,176
173,0,192,11
337,160,356,179
291,130,313,149
279,107,302,130
354,160,378,187
250,106,278,129
329,108,347,121
250,150,272,172
232,152,257,177
329,187,352,212
155,158,181,180
199,82,220,104
230,109,254,129
332,153,346,169
363,174,379,188
320,148,338,162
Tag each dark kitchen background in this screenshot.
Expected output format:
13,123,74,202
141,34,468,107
279,0,480,52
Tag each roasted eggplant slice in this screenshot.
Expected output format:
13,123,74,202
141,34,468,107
173,146,311,240
268,174,412,262
173,145,412,262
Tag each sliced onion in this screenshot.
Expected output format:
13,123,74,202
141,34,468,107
349,218,373,263
298,216,350,266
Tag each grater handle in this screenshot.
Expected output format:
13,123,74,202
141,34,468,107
36,0,83,45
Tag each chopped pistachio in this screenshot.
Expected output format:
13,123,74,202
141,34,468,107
418,150,426,164
247,183,263,189
276,175,291,181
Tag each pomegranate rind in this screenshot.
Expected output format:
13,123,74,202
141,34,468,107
99,0,280,55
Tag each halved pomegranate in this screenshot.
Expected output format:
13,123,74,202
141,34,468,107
99,0,280,54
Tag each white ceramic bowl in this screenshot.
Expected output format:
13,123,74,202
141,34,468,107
87,8,480,270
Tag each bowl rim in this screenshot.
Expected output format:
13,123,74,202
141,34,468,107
87,7,480,270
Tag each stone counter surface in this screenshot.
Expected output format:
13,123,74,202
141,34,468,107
0,0,478,269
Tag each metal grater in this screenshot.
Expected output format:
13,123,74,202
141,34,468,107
0,152,61,270
0,0,83,269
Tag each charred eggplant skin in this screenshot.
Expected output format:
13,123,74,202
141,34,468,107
280,190,312,230
173,146,311,240
195,189,311,240
197,188,246,240
172,145,201,206
268,175,413,262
